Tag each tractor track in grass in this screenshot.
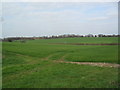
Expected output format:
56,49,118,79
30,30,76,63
41,53,58,60
53,54,120,68
15,53,120,68
7,53,120,68
54,60,120,68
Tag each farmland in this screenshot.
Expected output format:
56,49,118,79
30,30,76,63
2,37,119,88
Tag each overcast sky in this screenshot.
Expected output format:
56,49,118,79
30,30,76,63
1,2,118,37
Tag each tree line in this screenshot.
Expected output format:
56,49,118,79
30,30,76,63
1,34,120,42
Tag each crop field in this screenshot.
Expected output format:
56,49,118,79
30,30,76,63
2,37,119,88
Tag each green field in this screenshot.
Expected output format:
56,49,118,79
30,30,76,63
2,37,119,88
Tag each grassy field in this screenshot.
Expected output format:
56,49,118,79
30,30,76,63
2,37,119,88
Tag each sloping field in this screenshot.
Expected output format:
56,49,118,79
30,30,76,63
2,37,119,88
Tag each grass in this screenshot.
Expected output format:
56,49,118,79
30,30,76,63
0,42,2,89
2,37,119,88
28,37,118,44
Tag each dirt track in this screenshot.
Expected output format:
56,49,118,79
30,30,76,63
54,61,120,68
